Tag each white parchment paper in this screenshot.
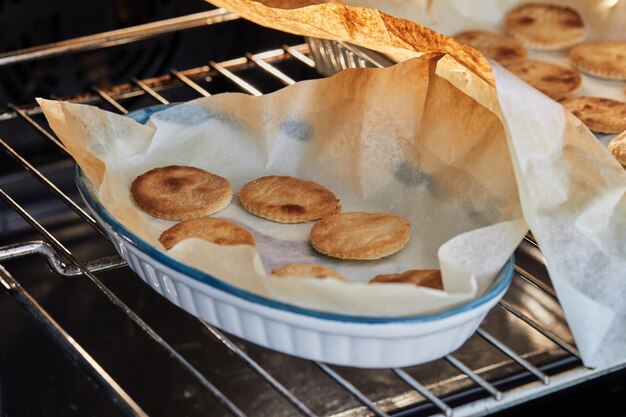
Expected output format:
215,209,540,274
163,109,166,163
37,54,527,320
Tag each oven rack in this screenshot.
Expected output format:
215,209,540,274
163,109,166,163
0,14,622,417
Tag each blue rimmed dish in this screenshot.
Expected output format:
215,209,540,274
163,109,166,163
75,105,513,368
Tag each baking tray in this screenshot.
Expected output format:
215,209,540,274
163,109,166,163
74,104,515,369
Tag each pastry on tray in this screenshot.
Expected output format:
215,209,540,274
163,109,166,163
272,263,347,281
159,217,255,250
131,165,232,221
310,212,410,260
505,3,586,50
240,175,341,223
370,269,444,290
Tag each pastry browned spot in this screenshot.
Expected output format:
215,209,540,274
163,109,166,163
131,165,232,221
570,41,626,81
608,130,626,168
239,175,340,223
505,59,581,100
454,30,528,65
310,212,410,260
159,217,254,250
505,3,586,50
370,269,443,290
561,96,626,134
271,263,347,281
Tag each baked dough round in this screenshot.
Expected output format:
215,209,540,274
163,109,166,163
561,96,626,134
272,263,347,281
132,165,232,221
239,175,340,223
310,212,410,260
370,269,443,290
505,3,586,50
454,30,527,65
159,217,254,250
505,59,581,100
608,130,626,168
570,42,626,81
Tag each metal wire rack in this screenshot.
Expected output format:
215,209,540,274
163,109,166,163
0,12,624,417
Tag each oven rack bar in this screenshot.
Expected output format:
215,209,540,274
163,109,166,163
0,238,554,409
0,262,148,417
0,237,568,417
0,38,593,417
0,9,239,67
0,44,310,122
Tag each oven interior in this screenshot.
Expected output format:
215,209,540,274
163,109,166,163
0,2,625,416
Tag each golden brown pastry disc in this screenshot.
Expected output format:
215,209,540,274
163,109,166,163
369,269,443,290
159,217,254,250
505,59,581,100
310,212,410,260
454,30,528,65
608,130,626,168
239,175,340,223
272,263,347,281
505,3,586,50
570,42,626,81
561,96,626,134
132,165,232,221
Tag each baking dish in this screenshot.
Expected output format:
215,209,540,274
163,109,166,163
75,105,514,368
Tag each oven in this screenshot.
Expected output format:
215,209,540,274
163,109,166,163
0,2,625,416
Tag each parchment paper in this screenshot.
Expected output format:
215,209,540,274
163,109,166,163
37,54,527,318
340,0,626,369
39,0,626,368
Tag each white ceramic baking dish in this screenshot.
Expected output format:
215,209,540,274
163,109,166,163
75,106,514,368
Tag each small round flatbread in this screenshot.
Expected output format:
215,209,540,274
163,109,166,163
570,42,626,81
505,59,581,100
159,217,254,250
561,96,626,134
608,130,626,168
370,269,443,290
239,175,340,223
272,263,347,281
132,165,232,221
505,3,586,50
310,212,410,260
454,30,528,65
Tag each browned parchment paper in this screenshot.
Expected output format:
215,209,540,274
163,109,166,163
337,0,626,368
